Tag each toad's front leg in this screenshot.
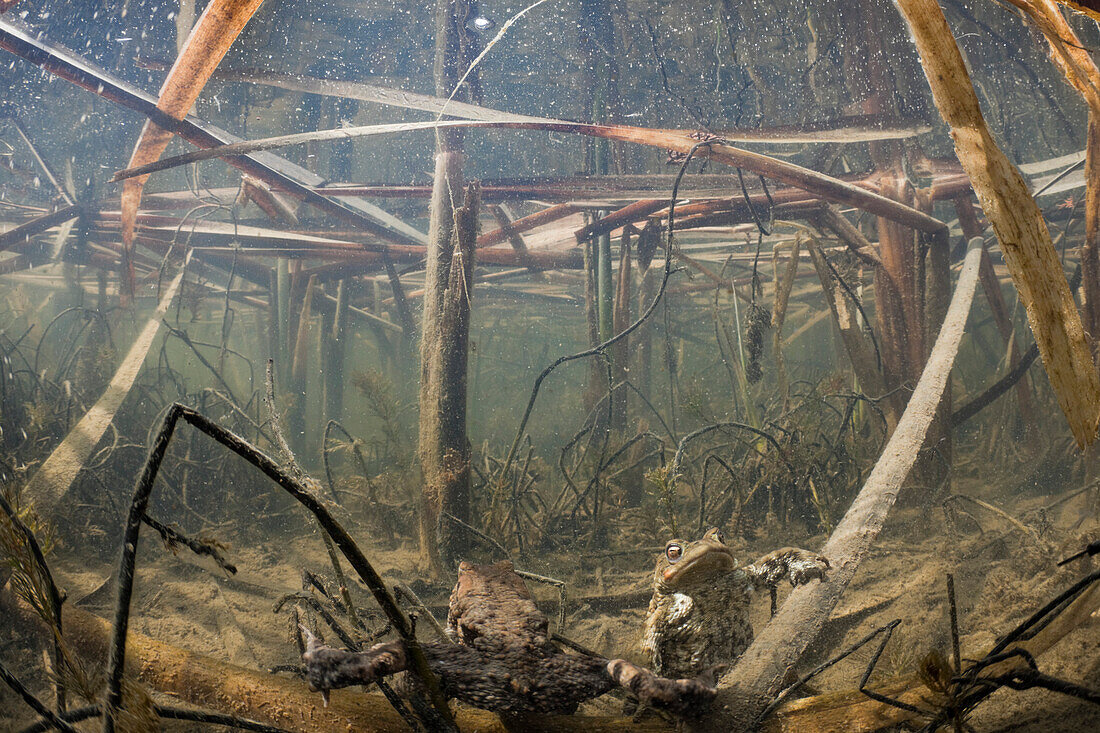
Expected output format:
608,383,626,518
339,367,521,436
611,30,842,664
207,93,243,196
743,547,830,590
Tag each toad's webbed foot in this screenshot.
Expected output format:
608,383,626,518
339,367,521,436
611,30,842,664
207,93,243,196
300,625,408,695
606,658,717,716
745,548,830,589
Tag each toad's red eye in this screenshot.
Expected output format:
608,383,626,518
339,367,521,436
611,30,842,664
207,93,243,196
666,543,683,563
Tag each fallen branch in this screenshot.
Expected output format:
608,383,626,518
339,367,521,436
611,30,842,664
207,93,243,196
21,268,185,513
952,342,1040,426
99,403,455,730
696,241,983,731
0,204,81,252
0,17,425,247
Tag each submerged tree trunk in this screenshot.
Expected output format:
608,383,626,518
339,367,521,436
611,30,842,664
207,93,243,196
418,0,473,576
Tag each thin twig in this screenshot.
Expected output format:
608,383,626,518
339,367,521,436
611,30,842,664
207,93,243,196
0,660,78,733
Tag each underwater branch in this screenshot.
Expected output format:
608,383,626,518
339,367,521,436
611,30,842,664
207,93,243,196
697,239,985,731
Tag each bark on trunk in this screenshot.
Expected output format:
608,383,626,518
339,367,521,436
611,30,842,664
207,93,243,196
1082,112,1100,349
417,0,470,576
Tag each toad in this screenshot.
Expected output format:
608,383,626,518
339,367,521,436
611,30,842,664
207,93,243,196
642,528,830,679
302,560,717,716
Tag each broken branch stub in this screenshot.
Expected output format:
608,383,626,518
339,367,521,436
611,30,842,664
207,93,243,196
895,0,1100,447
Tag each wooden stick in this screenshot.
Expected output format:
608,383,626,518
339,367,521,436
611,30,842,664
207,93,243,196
810,206,881,267
574,199,666,241
21,269,185,512
894,0,1100,447
488,203,545,279
477,203,578,247
8,118,75,205
109,120,948,235
0,204,81,252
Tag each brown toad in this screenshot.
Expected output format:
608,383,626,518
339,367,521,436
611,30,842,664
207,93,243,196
302,560,717,716
642,528,829,679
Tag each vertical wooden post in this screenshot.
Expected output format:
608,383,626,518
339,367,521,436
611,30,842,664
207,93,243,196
317,292,334,460
418,0,472,576
275,258,290,384
579,0,622,172
597,231,614,342
611,228,633,430
876,176,924,387
583,235,604,413
267,267,280,374
419,185,479,571
634,222,660,404
324,279,348,425
290,274,316,454
382,254,416,343
636,269,656,401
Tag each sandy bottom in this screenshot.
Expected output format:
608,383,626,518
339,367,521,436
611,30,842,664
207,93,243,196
2,477,1098,731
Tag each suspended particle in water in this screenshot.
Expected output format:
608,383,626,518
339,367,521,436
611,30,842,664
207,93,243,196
466,15,495,32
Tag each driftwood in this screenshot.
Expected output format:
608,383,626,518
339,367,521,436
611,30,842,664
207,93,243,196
694,241,983,731
1004,1,1100,344
894,0,1100,447
117,0,267,298
134,62,930,145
